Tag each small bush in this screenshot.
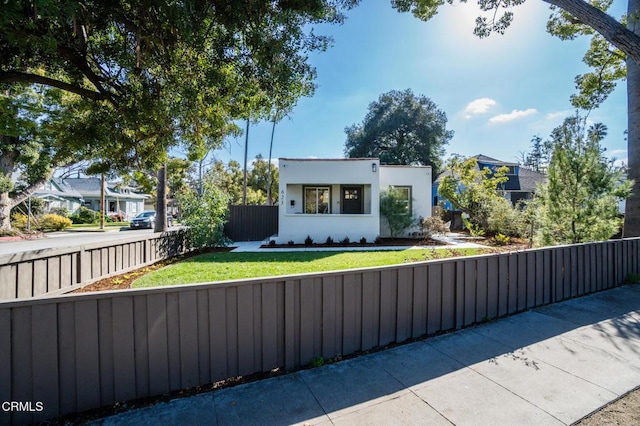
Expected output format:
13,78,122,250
11,212,29,230
359,237,367,244
268,240,276,247
49,207,69,217
325,236,334,245
287,240,295,246
421,216,449,239
492,233,511,246
39,214,72,231
339,236,350,246
304,235,314,246
374,236,382,244
309,356,325,368
70,206,99,224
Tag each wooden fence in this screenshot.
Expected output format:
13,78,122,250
0,229,188,301
224,205,278,242
0,238,638,424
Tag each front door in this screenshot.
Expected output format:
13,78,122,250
341,186,363,214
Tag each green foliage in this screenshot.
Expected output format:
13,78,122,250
534,116,632,245
39,214,72,231
49,207,69,218
492,233,511,246
438,156,523,236
310,356,325,368
10,213,29,230
177,175,230,250
339,236,350,246
70,207,100,224
305,235,314,246
325,236,334,245
344,89,452,175
208,157,279,205
462,217,485,238
380,188,415,237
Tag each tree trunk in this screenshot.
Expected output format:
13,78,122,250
266,120,276,206
154,164,167,233
542,0,640,64
0,192,11,231
243,119,249,205
624,0,640,237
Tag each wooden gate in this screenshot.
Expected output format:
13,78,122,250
224,205,278,241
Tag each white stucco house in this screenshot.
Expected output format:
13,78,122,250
276,158,432,243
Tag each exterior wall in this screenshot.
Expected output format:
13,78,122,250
278,159,380,243
1,238,637,424
379,165,432,237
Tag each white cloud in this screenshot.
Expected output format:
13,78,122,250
545,110,571,121
489,108,537,124
463,98,497,118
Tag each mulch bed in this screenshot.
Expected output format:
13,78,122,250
262,237,447,248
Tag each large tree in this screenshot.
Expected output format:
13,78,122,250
0,0,357,230
392,0,640,236
344,89,453,176
535,116,631,244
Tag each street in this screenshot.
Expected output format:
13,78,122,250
0,228,159,256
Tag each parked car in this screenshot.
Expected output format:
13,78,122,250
129,211,173,229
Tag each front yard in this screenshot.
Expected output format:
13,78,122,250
131,247,487,288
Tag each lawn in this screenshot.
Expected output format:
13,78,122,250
132,247,487,288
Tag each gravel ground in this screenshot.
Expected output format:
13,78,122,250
576,386,640,425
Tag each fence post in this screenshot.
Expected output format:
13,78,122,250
77,247,91,285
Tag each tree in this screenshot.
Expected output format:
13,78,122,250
534,116,631,245
391,0,640,236
521,135,553,173
438,156,518,235
177,174,230,251
248,155,279,205
0,1,357,230
344,89,453,176
208,159,275,205
380,188,415,237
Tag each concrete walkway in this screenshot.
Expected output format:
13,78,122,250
92,285,640,426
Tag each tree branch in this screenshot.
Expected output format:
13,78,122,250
0,71,106,101
542,0,640,65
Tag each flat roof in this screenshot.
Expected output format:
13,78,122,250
279,158,377,162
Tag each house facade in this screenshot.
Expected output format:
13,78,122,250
432,154,547,209
277,158,432,243
34,177,151,220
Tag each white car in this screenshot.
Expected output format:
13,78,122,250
129,211,173,229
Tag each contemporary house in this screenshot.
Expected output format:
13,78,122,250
34,177,151,220
276,158,432,243
432,154,547,209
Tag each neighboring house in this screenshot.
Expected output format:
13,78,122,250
32,178,83,213
276,158,432,243
34,177,151,220
432,154,547,209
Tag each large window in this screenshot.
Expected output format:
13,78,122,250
305,186,330,214
390,186,411,213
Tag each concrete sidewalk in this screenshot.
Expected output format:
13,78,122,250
92,285,640,426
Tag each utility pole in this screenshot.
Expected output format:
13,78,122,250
100,173,105,229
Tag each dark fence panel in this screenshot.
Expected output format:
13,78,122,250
224,205,278,242
1,238,639,424
0,229,189,301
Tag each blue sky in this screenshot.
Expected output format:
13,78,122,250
213,1,628,171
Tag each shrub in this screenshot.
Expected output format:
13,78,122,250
374,236,382,244
11,212,29,230
339,236,350,246
70,206,99,224
287,240,295,246
304,235,314,246
359,237,367,244
39,214,72,231
268,240,276,247
177,177,230,250
325,236,334,245
421,216,449,239
49,207,69,217
492,233,511,246
380,189,414,237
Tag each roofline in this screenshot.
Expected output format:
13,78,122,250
279,157,378,162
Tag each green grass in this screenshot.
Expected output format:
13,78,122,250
70,222,129,229
133,248,486,288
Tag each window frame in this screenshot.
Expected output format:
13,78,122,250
389,185,412,214
303,185,331,214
